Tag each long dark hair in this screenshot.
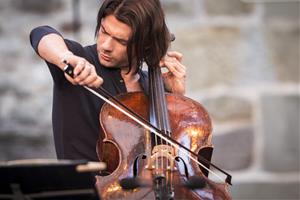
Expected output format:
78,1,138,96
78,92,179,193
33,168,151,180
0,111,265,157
95,0,170,73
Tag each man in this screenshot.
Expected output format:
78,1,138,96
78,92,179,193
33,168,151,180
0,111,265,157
30,0,186,166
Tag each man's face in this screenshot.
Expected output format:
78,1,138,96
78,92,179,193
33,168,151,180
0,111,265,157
97,15,132,69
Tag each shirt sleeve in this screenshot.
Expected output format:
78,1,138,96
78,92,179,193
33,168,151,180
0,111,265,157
29,26,87,86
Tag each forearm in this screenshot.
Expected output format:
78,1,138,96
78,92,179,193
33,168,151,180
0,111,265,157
37,33,73,70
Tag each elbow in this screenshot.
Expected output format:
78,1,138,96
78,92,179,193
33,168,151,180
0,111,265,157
29,26,44,51
29,25,55,54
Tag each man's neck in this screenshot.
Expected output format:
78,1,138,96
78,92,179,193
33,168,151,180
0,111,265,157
120,69,142,92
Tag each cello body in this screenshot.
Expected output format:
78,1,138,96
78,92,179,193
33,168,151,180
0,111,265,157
95,92,231,199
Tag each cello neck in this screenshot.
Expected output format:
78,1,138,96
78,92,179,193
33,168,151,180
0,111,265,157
148,66,171,135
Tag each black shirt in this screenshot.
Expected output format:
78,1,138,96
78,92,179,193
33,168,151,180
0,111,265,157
30,26,148,161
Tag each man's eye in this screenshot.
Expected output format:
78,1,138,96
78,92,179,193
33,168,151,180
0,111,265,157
117,39,128,46
119,41,127,46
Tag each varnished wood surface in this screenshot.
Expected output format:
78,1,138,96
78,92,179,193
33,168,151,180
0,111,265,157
96,92,231,200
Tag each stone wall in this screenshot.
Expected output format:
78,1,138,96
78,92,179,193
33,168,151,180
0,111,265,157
0,0,299,199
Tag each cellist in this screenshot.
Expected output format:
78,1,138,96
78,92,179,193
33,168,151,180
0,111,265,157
29,0,186,167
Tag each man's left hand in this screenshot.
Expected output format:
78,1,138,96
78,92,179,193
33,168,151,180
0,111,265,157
160,51,186,95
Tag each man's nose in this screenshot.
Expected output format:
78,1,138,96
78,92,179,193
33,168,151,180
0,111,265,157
102,37,113,52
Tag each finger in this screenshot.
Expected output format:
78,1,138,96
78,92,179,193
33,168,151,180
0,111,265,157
75,64,92,83
164,60,185,78
166,58,186,74
81,73,97,86
163,56,178,65
80,67,97,86
64,73,78,85
89,76,103,88
159,60,164,67
73,60,86,77
159,51,182,67
164,60,186,78
174,62,186,75
167,51,183,62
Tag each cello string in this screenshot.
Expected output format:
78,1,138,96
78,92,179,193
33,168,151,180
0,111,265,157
83,86,226,183
156,75,164,177
151,70,159,177
156,66,167,180
167,104,173,190
162,130,167,185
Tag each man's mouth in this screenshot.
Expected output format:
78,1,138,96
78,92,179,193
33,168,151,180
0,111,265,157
100,53,112,62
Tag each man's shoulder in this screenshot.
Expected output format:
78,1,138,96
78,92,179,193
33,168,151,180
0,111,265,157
83,44,97,55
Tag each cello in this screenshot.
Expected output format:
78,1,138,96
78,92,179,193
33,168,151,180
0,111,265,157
83,62,232,199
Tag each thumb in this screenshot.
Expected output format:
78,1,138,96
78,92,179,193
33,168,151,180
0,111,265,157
64,72,78,85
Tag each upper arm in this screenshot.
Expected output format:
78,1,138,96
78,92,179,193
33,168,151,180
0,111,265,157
30,26,62,56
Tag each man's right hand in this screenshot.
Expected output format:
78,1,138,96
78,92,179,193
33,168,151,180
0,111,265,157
64,54,103,88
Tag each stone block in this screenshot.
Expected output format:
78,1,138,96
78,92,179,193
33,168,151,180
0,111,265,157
263,2,300,22
263,27,300,83
11,0,64,13
261,94,300,172
0,89,52,128
231,180,300,200
211,125,254,170
204,0,254,16
161,0,196,16
0,1,10,10
202,95,252,122
173,26,274,90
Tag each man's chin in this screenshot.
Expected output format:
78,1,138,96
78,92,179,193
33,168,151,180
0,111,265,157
100,61,129,70
100,60,116,68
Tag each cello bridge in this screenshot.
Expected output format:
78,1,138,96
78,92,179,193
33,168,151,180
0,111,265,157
145,145,177,171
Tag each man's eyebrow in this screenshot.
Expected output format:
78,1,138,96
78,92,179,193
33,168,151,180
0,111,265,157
100,24,128,44
100,24,107,33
